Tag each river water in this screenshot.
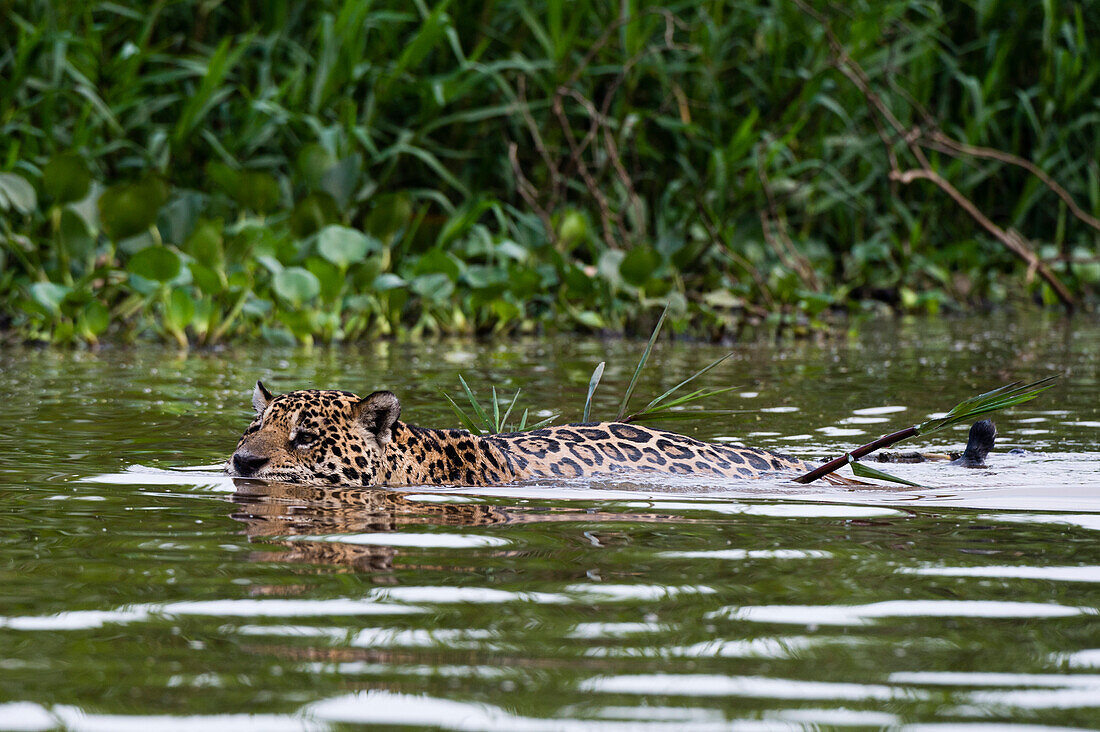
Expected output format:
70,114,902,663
1,314,1098,730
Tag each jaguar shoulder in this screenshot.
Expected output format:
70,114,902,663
228,381,813,486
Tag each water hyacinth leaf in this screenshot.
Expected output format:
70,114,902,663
413,248,462,280
289,192,340,239
305,257,343,301
365,193,413,242
166,288,195,329
583,361,605,423
127,246,182,283
188,262,224,295
297,143,336,189
185,219,224,268
619,246,660,287
373,273,406,291
317,225,379,268
320,155,362,211
235,171,280,214
43,153,91,204
82,301,110,336
29,282,71,315
273,267,321,306
0,173,37,214
410,273,454,302
575,311,604,329
98,178,169,240
59,207,95,259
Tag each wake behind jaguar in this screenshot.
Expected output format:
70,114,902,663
228,382,813,486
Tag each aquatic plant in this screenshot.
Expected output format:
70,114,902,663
3,1,1100,345
445,302,740,433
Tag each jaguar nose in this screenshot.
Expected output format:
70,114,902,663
232,451,269,476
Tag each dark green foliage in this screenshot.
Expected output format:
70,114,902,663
2,0,1099,344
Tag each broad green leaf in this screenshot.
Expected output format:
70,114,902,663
235,171,280,214
82,301,110,336
365,193,412,242
185,219,224,268
273,267,321,306
59,208,95,259
297,144,336,189
29,282,71,315
320,155,362,210
188,262,224,295
98,178,169,240
0,173,37,214
305,256,344,301
317,225,378,268
43,153,91,204
289,192,339,239
620,246,660,287
373,273,406,291
166,288,195,329
410,273,454,301
127,246,182,283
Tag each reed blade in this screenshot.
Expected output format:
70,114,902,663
528,414,557,429
458,374,491,430
500,389,521,430
916,376,1058,435
442,391,485,435
583,361,605,423
492,385,500,431
625,387,739,423
616,302,670,421
637,352,735,415
848,457,923,487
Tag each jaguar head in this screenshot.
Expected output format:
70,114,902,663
228,381,401,486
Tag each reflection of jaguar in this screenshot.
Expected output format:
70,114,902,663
228,382,813,487
230,480,694,572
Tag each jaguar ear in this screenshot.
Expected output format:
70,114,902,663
354,391,401,446
252,380,273,415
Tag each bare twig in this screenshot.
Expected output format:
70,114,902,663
891,168,1075,306
922,132,1100,235
508,142,556,247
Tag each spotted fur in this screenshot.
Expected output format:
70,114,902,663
228,382,813,486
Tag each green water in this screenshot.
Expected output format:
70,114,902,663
2,315,1100,730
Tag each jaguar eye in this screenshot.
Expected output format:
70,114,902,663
291,431,318,448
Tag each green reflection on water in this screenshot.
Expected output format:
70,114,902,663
1,314,1099,728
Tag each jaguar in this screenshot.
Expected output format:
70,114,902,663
227,382,823,486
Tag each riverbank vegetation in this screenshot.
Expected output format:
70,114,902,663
2,0,1099,345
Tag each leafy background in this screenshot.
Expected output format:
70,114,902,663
2,0,1098,345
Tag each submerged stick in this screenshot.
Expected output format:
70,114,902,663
793,427,917,484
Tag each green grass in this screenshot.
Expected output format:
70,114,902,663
2,1,1099,345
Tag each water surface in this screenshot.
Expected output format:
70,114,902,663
2,314,1099,730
